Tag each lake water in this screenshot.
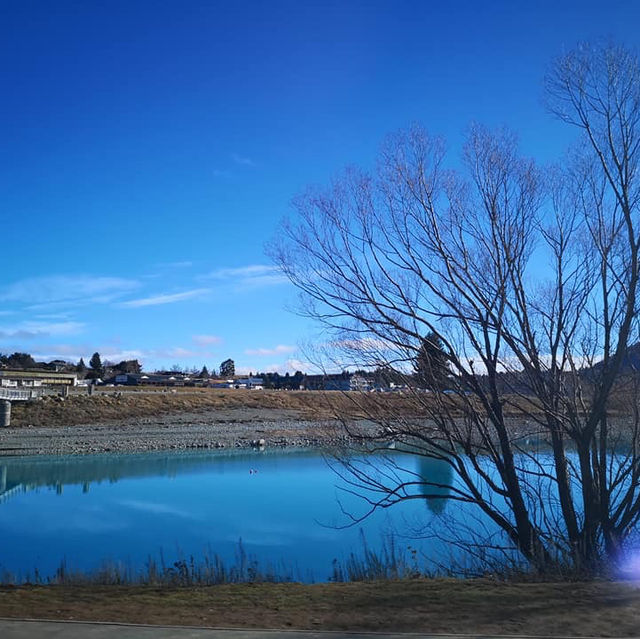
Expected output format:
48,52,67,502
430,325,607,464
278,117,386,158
0,447,468,582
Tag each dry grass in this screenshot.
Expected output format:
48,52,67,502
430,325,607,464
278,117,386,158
8,387,638,447
0,579,639,636
9,389,328,428
9,371,640,430
8,388,426,428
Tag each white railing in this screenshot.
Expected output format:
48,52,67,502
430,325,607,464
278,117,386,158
0,387,52,401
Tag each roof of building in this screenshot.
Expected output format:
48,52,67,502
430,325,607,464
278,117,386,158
0,369,77,380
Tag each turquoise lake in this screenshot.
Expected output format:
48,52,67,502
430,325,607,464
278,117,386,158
0,448,466,582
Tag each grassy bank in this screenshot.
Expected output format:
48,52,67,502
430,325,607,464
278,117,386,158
0,579,639,636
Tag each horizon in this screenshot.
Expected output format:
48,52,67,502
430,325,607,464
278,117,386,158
2,0,640,374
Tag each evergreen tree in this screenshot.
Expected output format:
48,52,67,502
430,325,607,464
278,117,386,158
89,352,103,377
76,358,87,374
414,332,449,390
292,371,304,389
199,365,210,378
220,358,235,377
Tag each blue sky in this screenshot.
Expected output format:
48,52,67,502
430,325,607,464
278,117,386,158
1,0,639,373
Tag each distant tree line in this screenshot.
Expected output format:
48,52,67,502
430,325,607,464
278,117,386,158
0,351,143,380
255,371,305,390
0,348,456,389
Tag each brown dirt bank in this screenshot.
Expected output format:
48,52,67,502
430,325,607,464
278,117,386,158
9,386,638,429
9,389,335,428
7,387,509,429
0,579,639,636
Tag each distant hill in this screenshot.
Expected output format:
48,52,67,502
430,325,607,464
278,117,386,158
584,342,640,376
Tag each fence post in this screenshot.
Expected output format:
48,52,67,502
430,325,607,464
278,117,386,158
0,400,11,427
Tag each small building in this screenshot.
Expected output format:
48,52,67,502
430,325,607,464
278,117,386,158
209,379,234,389
303,372,372,391
0,369,77,388
208,377,264,389
114,373,186,386
234,377,264,389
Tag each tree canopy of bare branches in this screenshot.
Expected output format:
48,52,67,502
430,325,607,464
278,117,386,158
272,42,640,574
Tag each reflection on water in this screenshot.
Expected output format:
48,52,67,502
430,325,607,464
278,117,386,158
0,450,266,503
0,449,457,509
0,448,500,581
418,456,453,516
0,448,464,581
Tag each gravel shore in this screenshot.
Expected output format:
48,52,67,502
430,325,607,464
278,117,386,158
0,407,355,456
5,388,633,457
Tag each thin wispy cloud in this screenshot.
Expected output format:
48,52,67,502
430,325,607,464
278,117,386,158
120,288,211,308
21,342,221,365
285,358,320,374
0,275,139,307
21,343,215,365
25,347,146,364
243,273,289,287
93,348,146,363
203,264,288,288
245,344,296,356
34,313,72,321
207,265,274,278
192,334,222,346
21,321,85,336
17,343,92,361
163,347,200,359
0,320,85,340
244,358,318,375
231,153,255,167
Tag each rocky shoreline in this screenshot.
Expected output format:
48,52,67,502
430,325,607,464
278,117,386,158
0,407,358,456
4,393,634,458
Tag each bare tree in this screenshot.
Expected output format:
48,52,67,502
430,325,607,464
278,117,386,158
272,42,640,574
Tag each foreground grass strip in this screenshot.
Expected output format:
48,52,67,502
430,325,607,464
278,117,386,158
0,580,639,637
